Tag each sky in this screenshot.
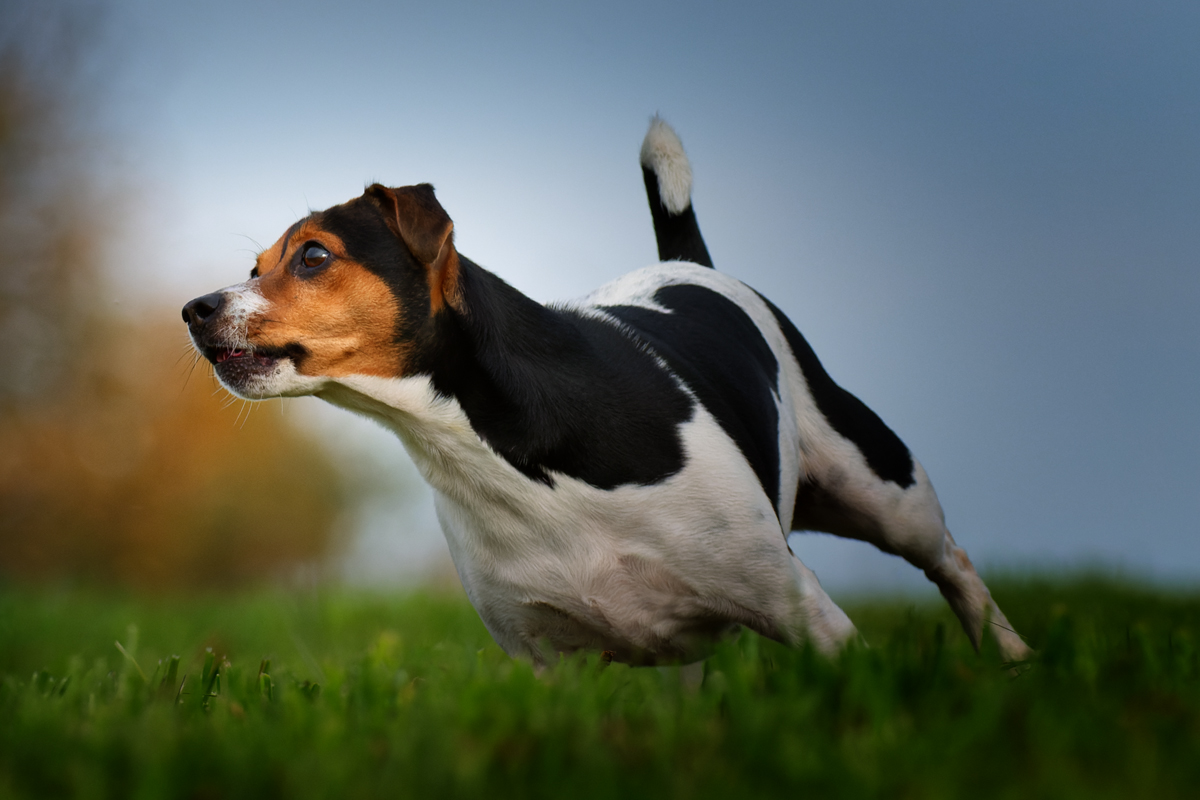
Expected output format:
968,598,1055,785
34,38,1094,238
58,0,1200,593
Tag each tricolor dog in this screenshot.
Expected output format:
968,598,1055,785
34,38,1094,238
184,118,1031,666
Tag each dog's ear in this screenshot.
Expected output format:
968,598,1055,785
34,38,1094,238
366,183,461,311
365,183,453,264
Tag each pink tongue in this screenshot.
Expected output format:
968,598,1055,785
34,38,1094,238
216,349,244,363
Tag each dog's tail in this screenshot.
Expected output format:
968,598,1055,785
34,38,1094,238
641,116,713,268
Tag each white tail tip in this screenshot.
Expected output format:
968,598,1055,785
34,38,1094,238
640,115,693,215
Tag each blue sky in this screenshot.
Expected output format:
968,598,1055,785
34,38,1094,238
79,0,1200,590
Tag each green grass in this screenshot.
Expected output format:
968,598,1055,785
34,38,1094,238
2,578,1199,799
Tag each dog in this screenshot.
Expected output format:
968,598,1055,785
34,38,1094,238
183,117,1031,667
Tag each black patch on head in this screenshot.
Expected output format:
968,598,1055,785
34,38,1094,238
426,260,693,488
758,295,915,489
314,197,441,343
642,167,714,268
604,284,782,514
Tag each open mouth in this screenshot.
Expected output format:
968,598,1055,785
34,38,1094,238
209,347,272,367
203,345,289,398
214,348,245,364
207,345,290,367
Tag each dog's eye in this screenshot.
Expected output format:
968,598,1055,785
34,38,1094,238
302,245,330,270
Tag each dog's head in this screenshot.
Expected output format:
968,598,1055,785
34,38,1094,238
183,184,461,399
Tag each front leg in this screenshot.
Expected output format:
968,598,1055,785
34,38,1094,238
779,551,859,654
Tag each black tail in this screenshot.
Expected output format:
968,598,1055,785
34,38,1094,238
640,117,713,268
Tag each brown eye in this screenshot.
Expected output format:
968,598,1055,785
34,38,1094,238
302,245,329,270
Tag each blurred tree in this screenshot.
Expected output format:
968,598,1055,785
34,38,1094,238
0,12,97,407
0,3,349,589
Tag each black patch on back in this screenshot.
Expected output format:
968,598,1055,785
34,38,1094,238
604,284,782,513
758,295,915,489
426,261,694,489
643,167,714,268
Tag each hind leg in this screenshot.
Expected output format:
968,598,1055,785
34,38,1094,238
793,460,1031,662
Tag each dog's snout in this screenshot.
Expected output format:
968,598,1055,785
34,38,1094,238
182,292,224,328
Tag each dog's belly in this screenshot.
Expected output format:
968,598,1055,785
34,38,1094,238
431,410,800,665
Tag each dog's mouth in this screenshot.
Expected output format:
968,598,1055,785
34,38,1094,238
200,343,294,399
204,344,295,368
211,347,272,366
214,347,245,364
191,329,311,398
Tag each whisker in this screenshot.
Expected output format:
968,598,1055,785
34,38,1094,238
179,357,202,395
239,400,255,430
234,232,265,254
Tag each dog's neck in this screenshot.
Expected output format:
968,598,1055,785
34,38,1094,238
317,256,691,491
421,257,605,479
316,257,616,482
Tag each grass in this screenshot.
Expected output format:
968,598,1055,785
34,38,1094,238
1,578,1198,799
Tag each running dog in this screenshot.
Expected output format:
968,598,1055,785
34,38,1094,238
183,117,1030,666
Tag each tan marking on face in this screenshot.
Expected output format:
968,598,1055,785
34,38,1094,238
247,220,406,378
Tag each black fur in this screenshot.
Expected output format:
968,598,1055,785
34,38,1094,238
758,295,916,492
427,260,694,489
605,285,783,514
319,199,438,332
642,167,713,268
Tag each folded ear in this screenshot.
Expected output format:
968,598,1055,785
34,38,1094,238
365,183,453,263
366,183,461,311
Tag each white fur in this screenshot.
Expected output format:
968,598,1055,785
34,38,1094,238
249,358,328,399
209,281,267,349
640,116,694,215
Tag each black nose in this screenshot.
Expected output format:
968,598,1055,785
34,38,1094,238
182,292,223,328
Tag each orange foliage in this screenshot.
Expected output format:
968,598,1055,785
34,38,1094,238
0,15,349,588
0,320,347,589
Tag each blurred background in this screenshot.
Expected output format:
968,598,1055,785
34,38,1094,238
0,0,1195,596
